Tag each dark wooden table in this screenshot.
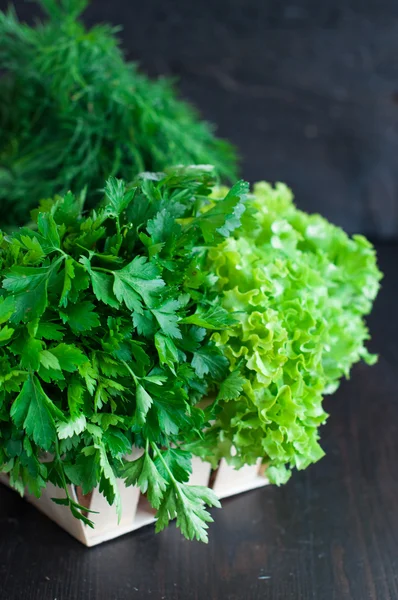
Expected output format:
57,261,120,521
0,243,397,600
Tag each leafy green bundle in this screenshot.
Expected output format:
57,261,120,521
0,167,381,542
193,182,382,484
0,166,248,542
0,0,237,227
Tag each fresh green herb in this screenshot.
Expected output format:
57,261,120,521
0,166,248,542
0,0,237,227
0,169,381,539
189,182,382,484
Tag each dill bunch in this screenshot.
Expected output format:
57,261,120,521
0,0,237,227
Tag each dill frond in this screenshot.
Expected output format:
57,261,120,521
0,0,238,226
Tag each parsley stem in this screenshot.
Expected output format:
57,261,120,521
54,437,72,502
91,266,114,274
121,360,138,384
115,216,121,237
55,248,68,259
150,442,177,485
52,255,66,269
151,443,188,506
75,242,91,254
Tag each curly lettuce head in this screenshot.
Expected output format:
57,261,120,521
203,182,382,484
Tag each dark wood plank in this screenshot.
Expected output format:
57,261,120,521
0,243,396,600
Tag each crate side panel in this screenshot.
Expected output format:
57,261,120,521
212,458,268,499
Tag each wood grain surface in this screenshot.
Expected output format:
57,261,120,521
0,243,396,600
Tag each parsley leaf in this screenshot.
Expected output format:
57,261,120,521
11,375,63,450
121,451,167,509
156,483,221,543
151,298,181,339
135,384,153,426
60,301,100,334
113,256,165,313
4,265,52,322
51,344,87,372
80,257,119,309
192,345,229,379
196,180,248,243
216,370,245,401
182,304,236,330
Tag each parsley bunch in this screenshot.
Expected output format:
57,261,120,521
0,0,237,227
0,166,248,542
191,182,382,484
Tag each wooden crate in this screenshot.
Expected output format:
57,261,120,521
0,457,267,546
